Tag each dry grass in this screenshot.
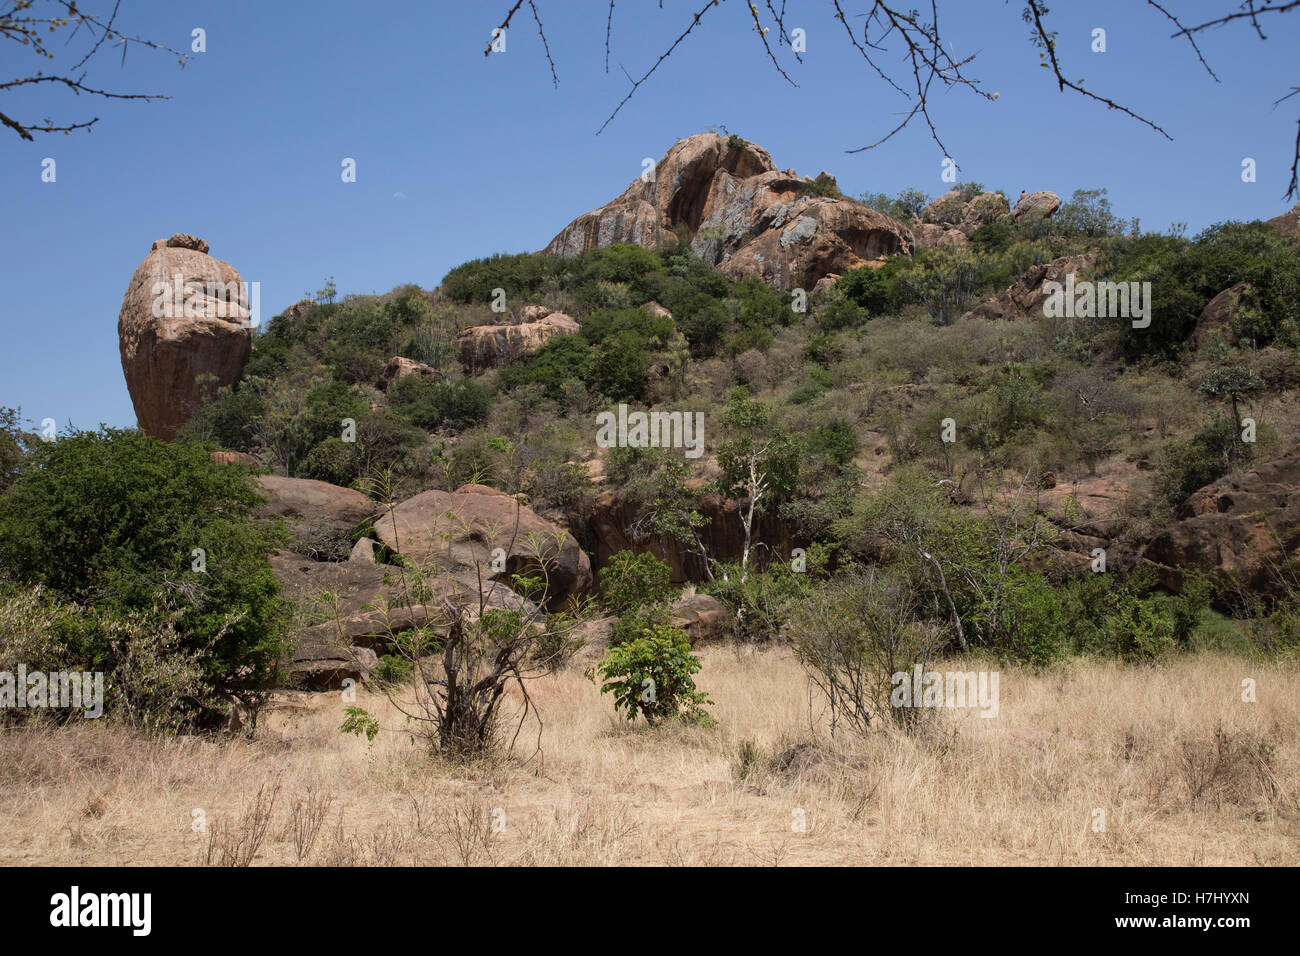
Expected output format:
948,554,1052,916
1,647,1296,866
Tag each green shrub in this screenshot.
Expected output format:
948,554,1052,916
590,623,713,726
180,385,265,452
0,429,290,716
1155,421,1238,509
390,378,490,431
600,551,674,618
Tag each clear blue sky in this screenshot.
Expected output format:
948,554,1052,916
2,0,1296,431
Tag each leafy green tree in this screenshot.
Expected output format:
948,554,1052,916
716,389,801,573
600,550,674,618
0,407,36,491
0,429,290,714
1199,366,1264,462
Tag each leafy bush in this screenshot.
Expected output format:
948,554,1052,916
1155,421,1239,509
590,623,713,726
787,569,947,733
599,551,674,618
497,334,593,402
389,378,490,431
0,429,289,717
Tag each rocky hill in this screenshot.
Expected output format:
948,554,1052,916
109,131,1300,691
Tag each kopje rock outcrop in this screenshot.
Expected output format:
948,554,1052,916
118,234,252,440
542,132,914,291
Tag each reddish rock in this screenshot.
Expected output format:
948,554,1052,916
118,234,252,440
376,355,442,391
256,475,376,533
543,133,911,291
962,254,1094,321
1191,283,1253,350
373,483,592,606
1143,446,1300,597
1265,203,1300,239
1011,190,1062,221
456,310,580,374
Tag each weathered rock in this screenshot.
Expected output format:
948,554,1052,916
714,197,911,290
256,475,376,534
376,355,441,392
1191,283,1253,350
911,222,970,251
922,190,1011,236
812,274,840,297
279,299,315,324
118,234,252,440
349,537,377,563
644,301,673,320
670,593,730,644
271,548,540,689
286,635,378,691
373,484,592,607
588,486,797,583
962,254,1094,321
1143,445,1300,597
543,132,911,291
456,311,580,374
1012,190,1062,220
1265,203,1300,239
210,450,259,467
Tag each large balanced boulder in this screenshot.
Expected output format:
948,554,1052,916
1143,446,1300,597
118,234,252,440
543,132,911,290
374,483,592,607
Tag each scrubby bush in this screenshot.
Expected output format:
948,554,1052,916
0,429,290,719
599,551,674,618
590,623,713,726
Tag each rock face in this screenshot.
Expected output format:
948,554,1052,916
921,190,1011,237
1265,203,1300,239
1191,283,1253,350
456,309,579,374
961,254,1094,322
1143,447,1300,598
118,234,252,440
376,355,441,392
373,483,592,607
255,475,376,534
670,593,731,644
588,486,797,583
1012,190,1062,220
543,133,912,291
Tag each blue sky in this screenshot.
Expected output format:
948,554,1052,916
2,0,1296,431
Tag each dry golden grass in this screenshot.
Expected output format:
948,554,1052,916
1,647,1295,866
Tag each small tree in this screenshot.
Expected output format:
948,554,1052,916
1199,366,1264,463
599,550,674,618
342,471,595,759
715,389,800,574
786,568,946,735
590,622,713,726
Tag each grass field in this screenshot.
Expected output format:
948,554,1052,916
2,647,1295,866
